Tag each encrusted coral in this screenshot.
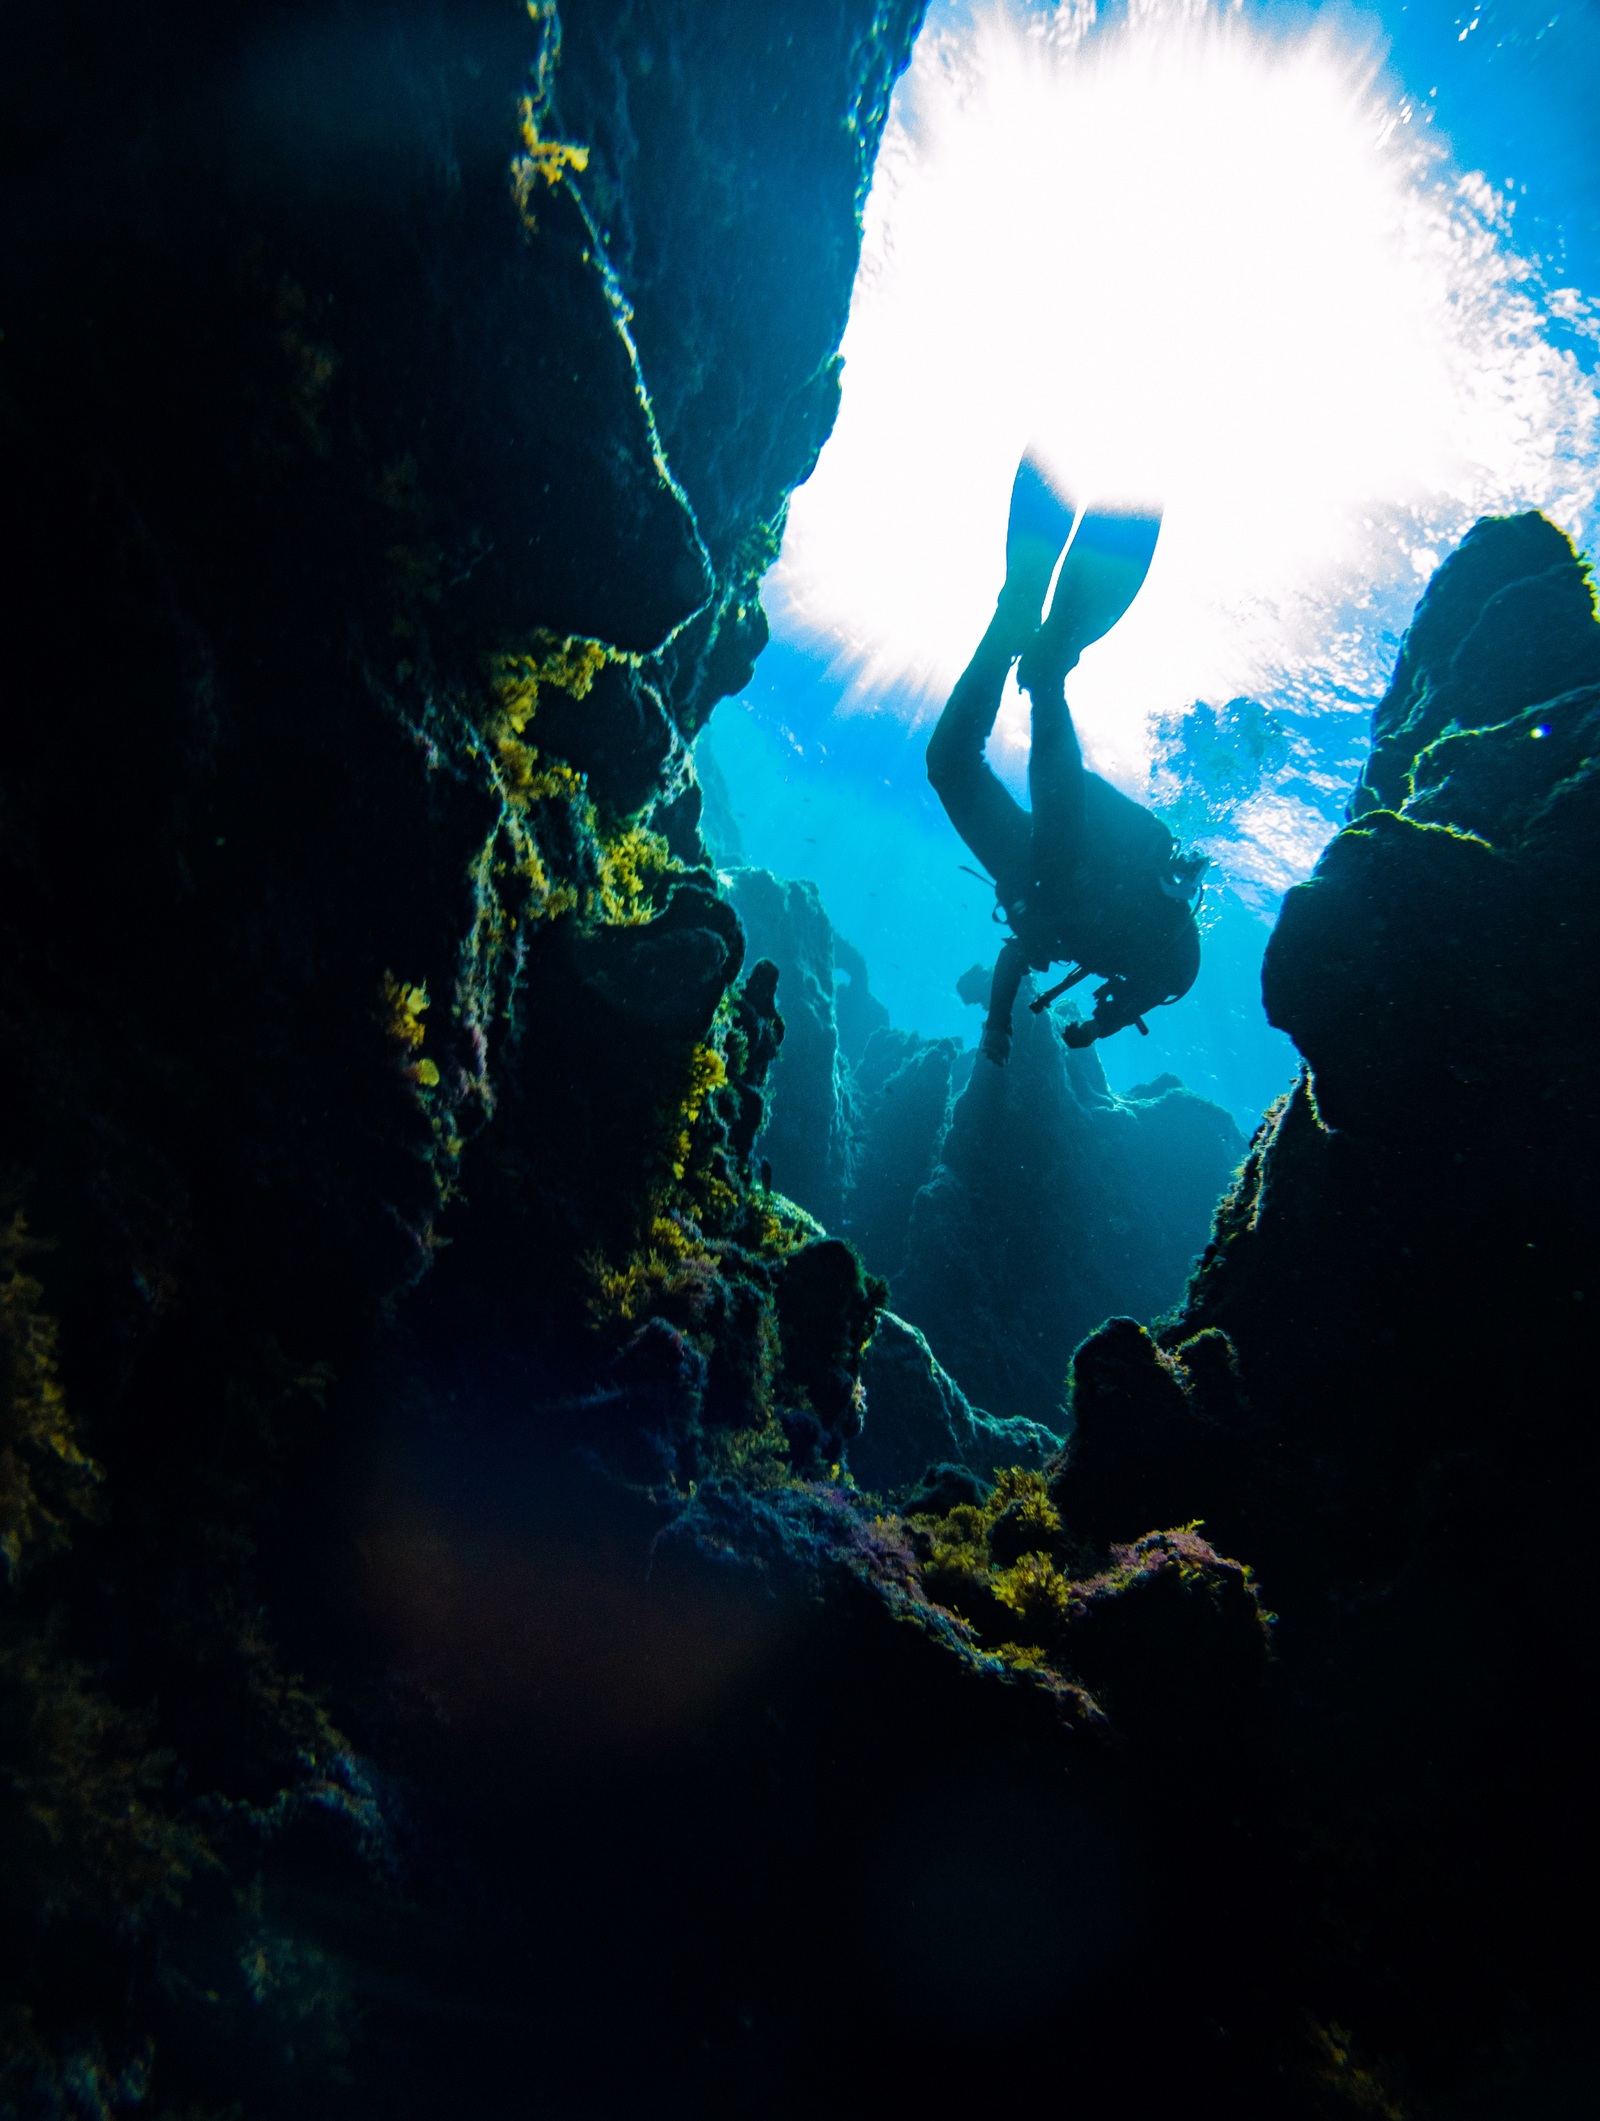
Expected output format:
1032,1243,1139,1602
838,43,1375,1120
583,951,889,1483
0,1620,214,1931
510,2,593,233
458,634,693,1052
381,974,439,1088
901,1449,1272,1732
0,1213,101,1580
1305,2020,1411,2121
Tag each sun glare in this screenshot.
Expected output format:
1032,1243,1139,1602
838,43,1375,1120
769,0,1600,825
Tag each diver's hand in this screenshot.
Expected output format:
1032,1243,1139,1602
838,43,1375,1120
979,1021,1013,1067
1060,1020,1098,1051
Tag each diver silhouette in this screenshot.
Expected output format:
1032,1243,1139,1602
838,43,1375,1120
926,455,1205,1063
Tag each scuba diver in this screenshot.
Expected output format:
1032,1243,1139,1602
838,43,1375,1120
926,455,1206,1064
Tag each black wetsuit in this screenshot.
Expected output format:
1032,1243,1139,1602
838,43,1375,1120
927,609,1200,1051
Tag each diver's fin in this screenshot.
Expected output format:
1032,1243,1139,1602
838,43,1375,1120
1001,452,1077,626
1018,500,1162,694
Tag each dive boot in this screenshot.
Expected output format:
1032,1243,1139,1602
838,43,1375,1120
1017,500,1162,694
997,452,1077,645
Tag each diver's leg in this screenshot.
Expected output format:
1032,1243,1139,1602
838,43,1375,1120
928,617,1036,1069
927,452,1075,891
925,607,1033,896
1026,675,1088,905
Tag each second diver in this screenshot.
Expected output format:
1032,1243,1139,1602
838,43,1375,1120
926,457,1206,1063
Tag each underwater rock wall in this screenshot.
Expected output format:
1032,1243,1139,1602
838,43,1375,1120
1028,510,1600,2109
0,1,926,2106
554,0,925,730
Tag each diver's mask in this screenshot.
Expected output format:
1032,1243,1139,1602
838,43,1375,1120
1158,848,1209,906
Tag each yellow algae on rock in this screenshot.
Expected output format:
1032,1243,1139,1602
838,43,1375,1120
0,1213,101,1582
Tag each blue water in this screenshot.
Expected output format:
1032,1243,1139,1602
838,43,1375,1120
701,644,1301,1129
1379,0,1600,288
705,0,1600,1137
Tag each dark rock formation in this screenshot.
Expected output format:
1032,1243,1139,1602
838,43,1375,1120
1355,508,1600,815
849,1310,1057,1496
723,871,1240,1418
6,0,1591,2106
722,865,859,1225
0,2,925,2107
842,1025,960,1277
893,983,1247,1426
773,1234,886,1466
1022,511,1600,2112
554,0,922,731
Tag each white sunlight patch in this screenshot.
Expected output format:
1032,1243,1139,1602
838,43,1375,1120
768,0,1600,825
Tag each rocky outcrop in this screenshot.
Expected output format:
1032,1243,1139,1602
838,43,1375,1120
555,0,925,731
720,875,1241,1418
723,866,859,1225
841,1026,960,1278
1022,511,1600,2111
1354,508,1600,816
893,987,1247,1426
849,1309,1057,1495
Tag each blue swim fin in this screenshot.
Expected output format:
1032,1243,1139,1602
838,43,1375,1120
1002,452,1078,626
1018,499,1162,693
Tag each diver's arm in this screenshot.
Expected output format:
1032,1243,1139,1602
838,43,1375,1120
1060,983,1150,1048
980,936,1031,1066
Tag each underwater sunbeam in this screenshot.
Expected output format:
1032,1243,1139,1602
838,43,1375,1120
770,0,1600,845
